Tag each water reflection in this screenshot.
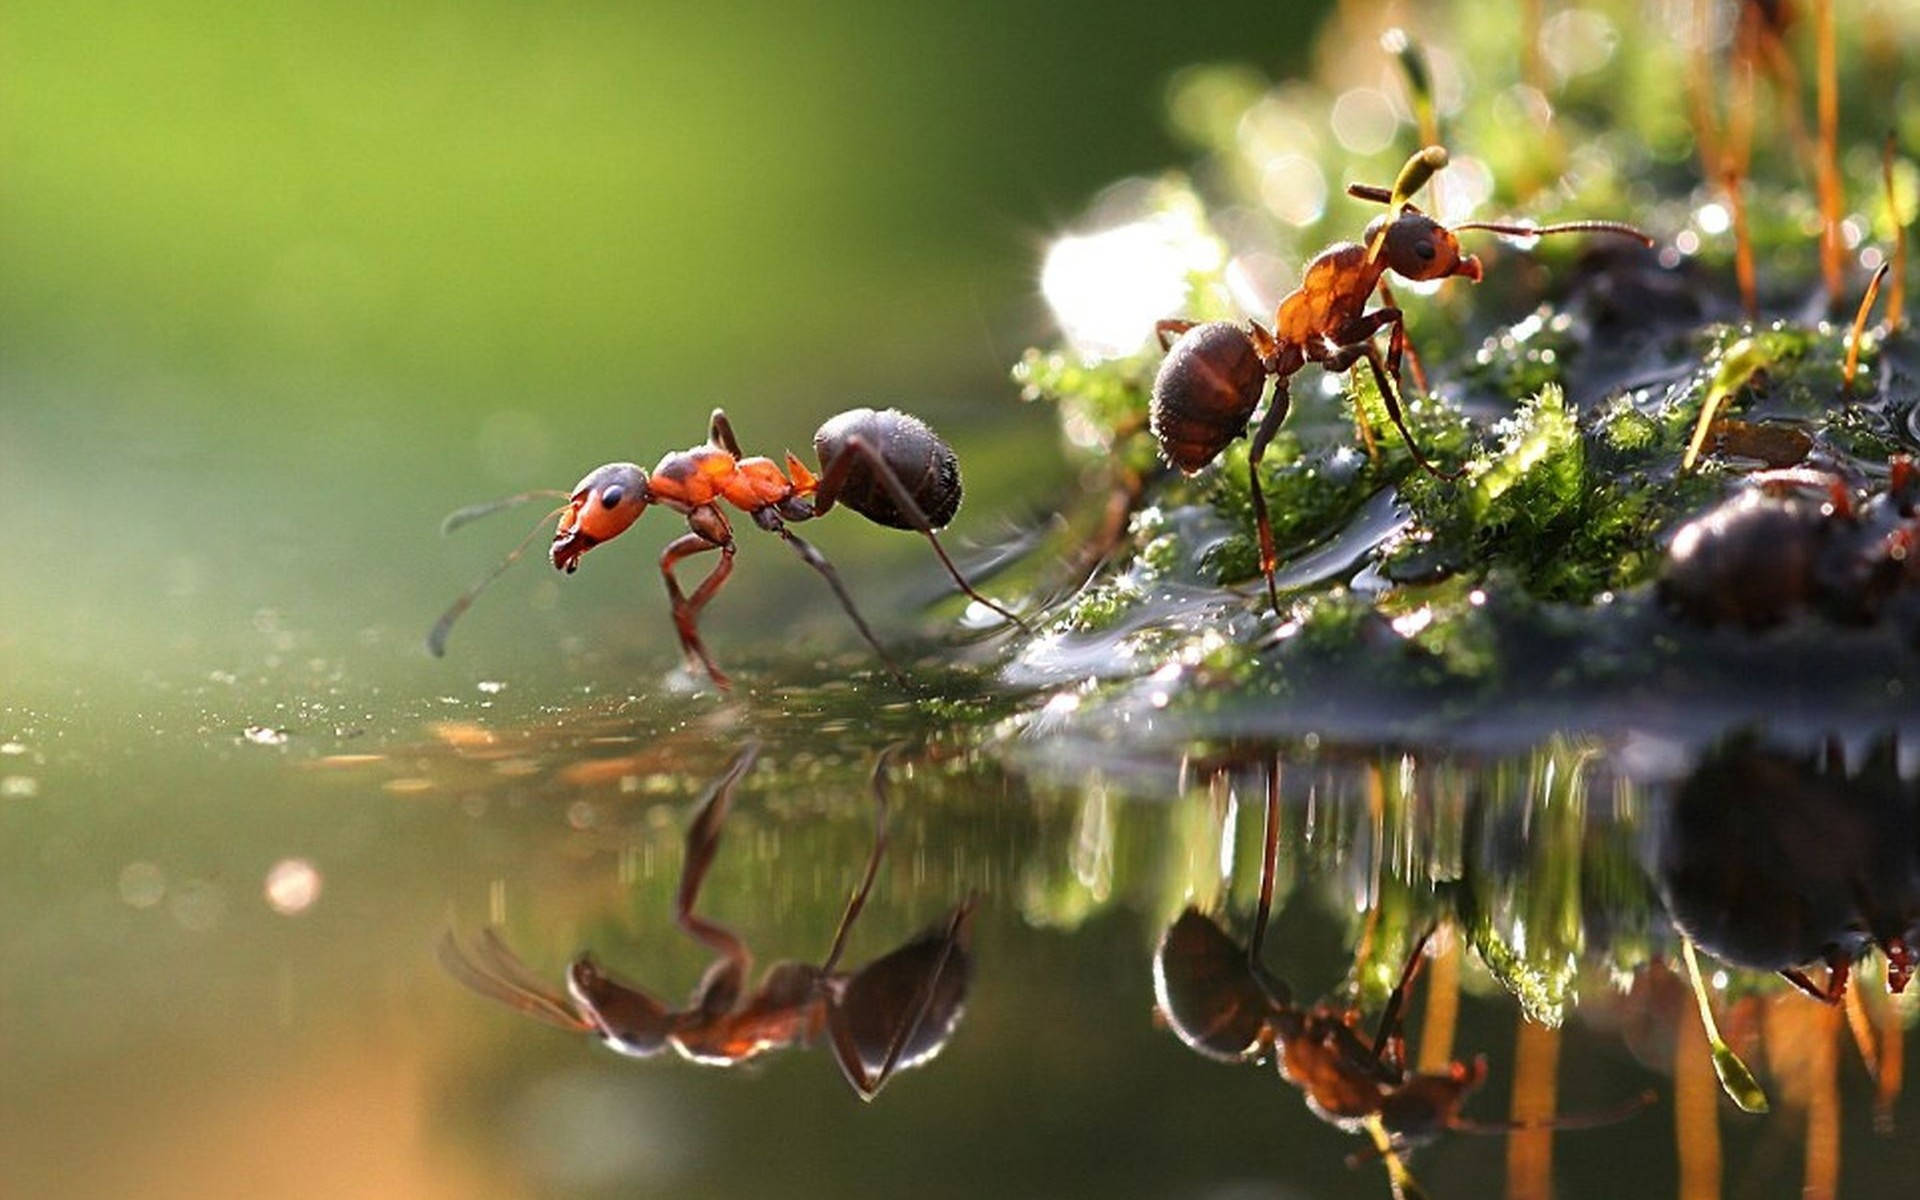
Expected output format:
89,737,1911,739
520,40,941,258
441,744,975,1101
1657,730,1918,1002
41,691,1913,1198
1153,765,1654,1198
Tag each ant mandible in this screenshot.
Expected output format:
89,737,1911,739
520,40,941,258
1152,766,1653,1188
1151,146,1655,609
428,406,1029,690
440,744,978,1101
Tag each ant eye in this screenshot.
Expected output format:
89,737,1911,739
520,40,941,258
600,486,625,509
1415,240,1436,261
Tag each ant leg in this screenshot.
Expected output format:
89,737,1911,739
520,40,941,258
819,746,897,974
1318,339,1383,458
1373,283,1431,397
1370,923,1438,1064
1360,341,1465,481
761,517,905,681
1155,318,1198,350
1246,378,1294,612
673,745,758,969
826,895,978,1101
1248,759,1281,965
1781,954,1850,1004
816,435,1032,632
659,531,737,690
707,408,744,456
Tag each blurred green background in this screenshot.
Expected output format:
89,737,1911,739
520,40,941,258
0,0,1335,694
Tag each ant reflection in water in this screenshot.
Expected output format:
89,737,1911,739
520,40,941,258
1152,769,1652,1192
1658,728,1919,1003
441,745,976,1100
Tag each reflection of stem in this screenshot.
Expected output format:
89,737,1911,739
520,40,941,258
1505,1019,1560,1200
1841,981,1880,1089
1674,973,1723,1200
1878,992,1906,1134
1688,0,1720,177
1804,1003,1840,1200
1416,934,1461,1075
1680,939,1770,1113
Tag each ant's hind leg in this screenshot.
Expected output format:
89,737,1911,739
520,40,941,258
1155,318,1198,350
764,521,904,680
659,532,736,690
819,435,1032,632
818,746,899,974
1246,380,1294,612
825,895,978,1101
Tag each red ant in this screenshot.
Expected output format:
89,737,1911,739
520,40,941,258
439,744,977,1101
429,407,1029,689
1151,767,1653,1187
1151,146,1654,608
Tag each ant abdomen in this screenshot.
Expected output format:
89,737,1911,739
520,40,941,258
1151,321,1268,473
814,407,963,530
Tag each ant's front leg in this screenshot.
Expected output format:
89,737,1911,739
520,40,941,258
1372,283,1431,398
1323,330,1463,481
1369,923,1438,1068
659,517,738,690
708,408,744,457
813,437,1031,631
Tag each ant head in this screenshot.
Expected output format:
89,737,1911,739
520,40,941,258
567,954,673,1057
1365,209,1483,284
551,462,650,573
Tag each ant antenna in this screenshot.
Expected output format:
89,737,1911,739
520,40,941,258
439,489,569,536
1345,182,1655,249
1450,218,1655,247
427,506,568,657
436,925,593,1034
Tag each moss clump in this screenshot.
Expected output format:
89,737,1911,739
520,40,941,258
1400,384,1697,603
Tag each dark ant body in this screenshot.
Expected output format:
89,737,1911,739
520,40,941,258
429,407,1027,689
1151,773,1652,1186
1657,729,1918,1003
1660,459,1920,630
1151,146,1654,608
440,745,977,1101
